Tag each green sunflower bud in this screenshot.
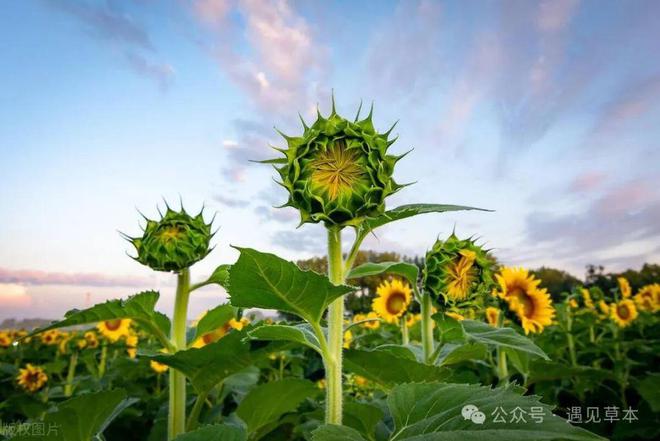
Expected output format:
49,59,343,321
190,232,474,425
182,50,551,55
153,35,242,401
422,233,493,304
124,204,213,272
267,99,406,227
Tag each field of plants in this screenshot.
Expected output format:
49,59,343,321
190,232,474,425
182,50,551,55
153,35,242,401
1,103,659,441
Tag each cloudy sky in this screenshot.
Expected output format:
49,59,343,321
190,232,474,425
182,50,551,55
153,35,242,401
1,0,659,320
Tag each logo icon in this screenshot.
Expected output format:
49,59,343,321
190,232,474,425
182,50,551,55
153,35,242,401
462,404,486,424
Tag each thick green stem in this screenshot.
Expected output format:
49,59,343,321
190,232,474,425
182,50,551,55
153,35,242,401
64,351,78,397
400,316,409,345
98,343,107,378
420,292,434,363
566,313,577,367
497,348,508,381
168,268,191,440
325,227,344,425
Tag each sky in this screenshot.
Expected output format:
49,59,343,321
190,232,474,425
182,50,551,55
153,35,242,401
1,0,659,321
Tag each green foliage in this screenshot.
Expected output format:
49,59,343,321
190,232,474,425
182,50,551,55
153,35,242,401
247,323,322,354
172,424,246,441
313,382,606,440
348,261,420,296
11,389,136,441
360,203,489,233
191,303,235,343
228,247,354,324
235,378,318,436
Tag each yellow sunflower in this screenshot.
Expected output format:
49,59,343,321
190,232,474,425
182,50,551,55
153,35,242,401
40,329,62,346
126,334,138,358
191,324,230,348
598,300,610,315
443,249,479,301
581,288,595,309
495,267,555,334
445,311,465,321
372,279,412,323
405,313,420,328
228,317,250,330
343,330,353,349
97,319,132,343
486,307,500,327
17,364,48,393
610,299,638,328
84,331,99,349
568,299,578,309
617,277,632,299
635,284,660,312
360,311,381,330
0,331,11,347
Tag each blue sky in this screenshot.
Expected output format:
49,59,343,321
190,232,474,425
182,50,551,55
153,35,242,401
1,0,659,320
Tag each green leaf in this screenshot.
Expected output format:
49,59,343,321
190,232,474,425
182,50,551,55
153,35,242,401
235,378,318,435
207,264,231,288
361,204,489,232
343,401,384,440
228,247,354,324
636,373,660,412
461,320,549,360
528,360,613,384
11,389,136,441
247,323,321,354
436,342,488,366
386,382,605,440
312,425,366,441
192,303,235,343
27,290,170,338
347,261,419,296
434,314,466,343
172,424,246,441
344,348,451,387
148,331,252,393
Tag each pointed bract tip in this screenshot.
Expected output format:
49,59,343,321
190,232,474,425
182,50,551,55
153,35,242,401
354,100,363,122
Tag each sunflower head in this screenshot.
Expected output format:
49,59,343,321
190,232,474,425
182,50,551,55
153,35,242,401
267,100,405,227
485,307,500,327
494,267,555,334
617,277,632,299
97,319,132,343
635,283,660,312
125,204,213,272
17,364,48,393
568,298,578,309
0,331,11,347
372,279,412,323
580,288,595,310
611,299,638,328
84,331,99,349
423,234,493,304
444,311,465,321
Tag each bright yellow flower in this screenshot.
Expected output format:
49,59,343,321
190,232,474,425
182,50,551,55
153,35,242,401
40,329,62,346
343,330,353,349
445,311,465,321
126,334,138,359
229,317,250,330
191,324,230,348
84,331,99,349
405,313,420,328
361,311,381,330
353,375,369,388
17,364,48,393
486,307,500,327
150,360,168,374
372,279,412,323
445,249,479,301
76,338,87,350
495,267,554,334
568,299,578,309
317,379,326,389
599,300,610,315
581,288,595,309
97,319,132,343
617,277,632,299
635,284,660,312
0,331,11,347
610,299,638,328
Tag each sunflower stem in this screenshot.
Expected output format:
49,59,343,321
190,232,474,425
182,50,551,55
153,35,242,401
420,292,434,363
64,351,78,397
186,388,210,432
497,348,509,381
566,309,577,367
169,268,191,440
400,316,409,345
98,343,107,378
325,226,344,425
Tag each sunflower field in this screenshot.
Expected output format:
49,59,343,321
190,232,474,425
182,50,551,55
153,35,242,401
1,102,659,441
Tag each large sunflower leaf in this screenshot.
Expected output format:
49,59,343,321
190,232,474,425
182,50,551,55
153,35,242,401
147,331,252,393
191,303,235,343
385,382,605,440
347,261,419,296
235,378,318,436
172,424,246,441
228,247,354,324
312,425,366,441
344,348,451,387
11,389,136,441
361,204,490,232
26,290,170,338
247,323,322,354
460,320,549,360
436,342,488,366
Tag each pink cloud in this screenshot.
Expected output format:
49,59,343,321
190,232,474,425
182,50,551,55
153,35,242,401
190,0,232,26
595,181,655,215
568,171,607,193
0,268,152,288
